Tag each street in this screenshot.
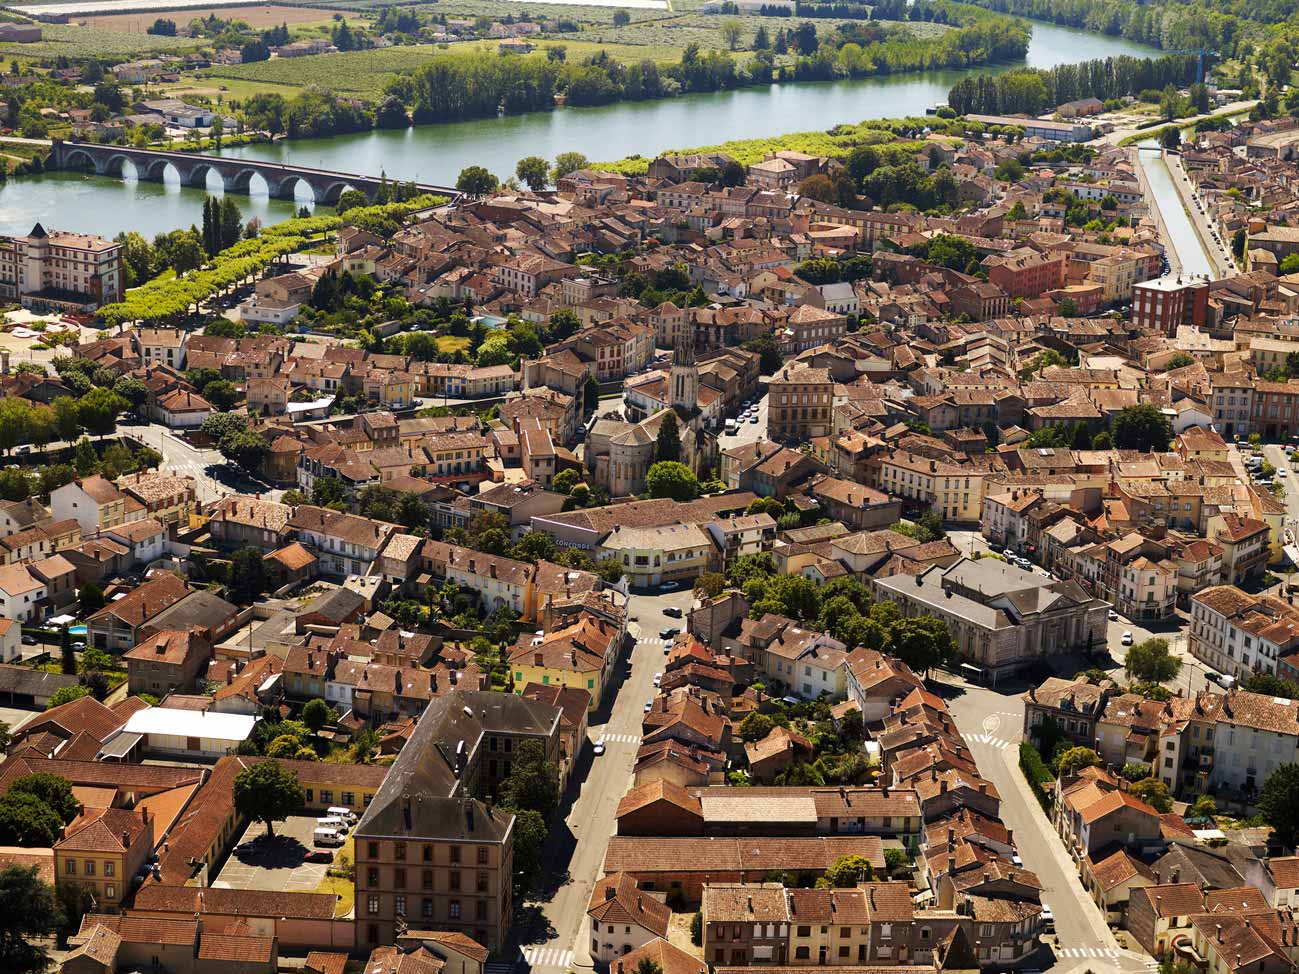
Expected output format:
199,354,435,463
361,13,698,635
518,586,694,974
938,674,1156,974
121,420,275,504
1164,150,1236,279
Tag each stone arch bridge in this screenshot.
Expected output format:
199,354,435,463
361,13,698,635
49,139,458,204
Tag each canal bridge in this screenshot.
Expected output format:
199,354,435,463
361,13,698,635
48,139,459,204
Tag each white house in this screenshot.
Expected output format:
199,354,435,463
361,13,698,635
0,617,20,662
155,389,213,429
0,564,46,623
587,872,670,964
50,476,130,534
102,518,167,568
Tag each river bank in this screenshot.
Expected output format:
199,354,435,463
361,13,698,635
0,19,1159,238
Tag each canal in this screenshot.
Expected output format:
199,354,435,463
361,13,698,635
0,21,1159,238
1135,143,1217,280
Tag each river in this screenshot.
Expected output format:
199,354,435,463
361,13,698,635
0,20,1158,238
1135,143,1216,280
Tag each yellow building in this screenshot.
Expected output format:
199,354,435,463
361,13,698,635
55,807,153,912
878,452,986,523
510,615,619,709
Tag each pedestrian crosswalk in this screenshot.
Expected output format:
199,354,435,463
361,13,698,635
967,733,1015,750
522,946,573,968
1057,947,1122,959
599,733,641,744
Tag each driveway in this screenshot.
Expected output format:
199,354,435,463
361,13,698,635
515,586,695,974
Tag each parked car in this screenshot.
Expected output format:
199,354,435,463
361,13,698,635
663,606,682,618
1107,609,1119,621
593,739,606,756
644,700,653,713
304,849,334,863
1121,631,1133,646
653,672,662,687
659,627,678,639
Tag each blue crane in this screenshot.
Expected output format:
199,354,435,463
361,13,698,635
1164,48,1220,85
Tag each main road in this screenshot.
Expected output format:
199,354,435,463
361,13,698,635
517,586,694,973
938,673,1159,974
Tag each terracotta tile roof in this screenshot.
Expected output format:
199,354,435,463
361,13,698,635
1131,882,1202,918
616,937,706,974
57,806,150,853
87,571,189,628
198,933,275,962
588,871,671,936
265,542,317,571
305,951,350,974
705,883,790,922
132,881,339,920
75,913,196,946
616,779,701,820
1089,848,1155,891
398,930,490,963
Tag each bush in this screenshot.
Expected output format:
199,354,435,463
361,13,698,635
1019,741,1054,810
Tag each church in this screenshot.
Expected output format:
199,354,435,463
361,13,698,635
585,338,714,498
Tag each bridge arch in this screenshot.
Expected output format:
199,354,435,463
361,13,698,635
137,157,173,183
265,173,319,202
184,161,218,191
59,146,101,174
101,154,149,180
223,168,268,196
317,179,363,205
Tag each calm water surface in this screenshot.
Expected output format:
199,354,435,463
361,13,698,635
0,21,1158,238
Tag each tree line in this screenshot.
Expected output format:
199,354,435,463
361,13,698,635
379,12,1027,126
947,52,1201,116
953,0,1246,58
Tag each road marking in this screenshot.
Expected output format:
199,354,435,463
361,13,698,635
523,946,574,968
1058,947,1121,958
968,733,1014,749
597,733,641,744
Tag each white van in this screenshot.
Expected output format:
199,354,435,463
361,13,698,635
316,816,348,833
326,806,356,823
313,827,343,847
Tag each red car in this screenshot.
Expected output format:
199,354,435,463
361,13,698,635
304,850,334,863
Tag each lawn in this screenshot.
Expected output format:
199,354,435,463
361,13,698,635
435,335,470,355
295,833,356,918
599,122,900,172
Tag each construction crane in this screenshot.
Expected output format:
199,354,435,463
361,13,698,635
1164,48,1220,85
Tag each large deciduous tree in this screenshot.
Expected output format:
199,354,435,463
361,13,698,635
233,760,305,839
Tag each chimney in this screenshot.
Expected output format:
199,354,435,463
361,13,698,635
605,885,617,901
948,826,955,844
940,779,948,793
637,894,644,912
1216,924,1222,943
122,830,130,848
948,855,956,874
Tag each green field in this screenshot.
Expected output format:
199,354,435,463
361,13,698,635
0,22,204,59
200,9,947,98
202,37,690,96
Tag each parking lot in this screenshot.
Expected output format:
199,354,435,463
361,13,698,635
212,814,345,892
